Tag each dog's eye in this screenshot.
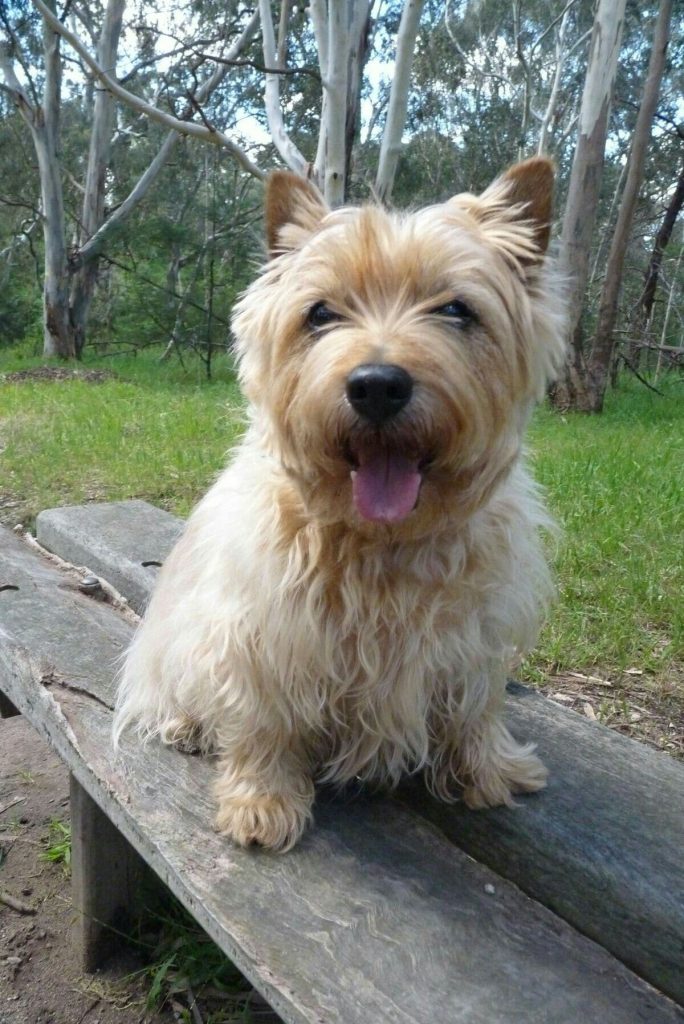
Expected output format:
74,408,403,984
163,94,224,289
432,299,475,324
307,302,342,330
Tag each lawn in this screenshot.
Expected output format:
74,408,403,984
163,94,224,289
1,346,682,753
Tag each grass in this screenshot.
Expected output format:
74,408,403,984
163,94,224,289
41,819,72,873
0,347,243,521
525,377,683,693
134,897,270,1022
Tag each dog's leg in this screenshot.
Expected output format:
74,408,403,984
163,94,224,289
214,731,314,852
430,677,547,808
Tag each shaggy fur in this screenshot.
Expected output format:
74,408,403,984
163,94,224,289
114,158,566,851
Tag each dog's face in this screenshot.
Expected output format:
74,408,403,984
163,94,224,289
233,160,565,539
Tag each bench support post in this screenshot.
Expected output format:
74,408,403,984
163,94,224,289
70,773,146,971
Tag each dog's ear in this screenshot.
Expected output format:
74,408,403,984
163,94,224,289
265,171,329,256
497,157,554,256
463,157,554,265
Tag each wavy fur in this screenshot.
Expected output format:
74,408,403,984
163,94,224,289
114,159,566,850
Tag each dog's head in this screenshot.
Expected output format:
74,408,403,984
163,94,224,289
233,159,565,538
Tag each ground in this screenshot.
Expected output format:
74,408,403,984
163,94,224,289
0,715,173,1024
0,714,282,1024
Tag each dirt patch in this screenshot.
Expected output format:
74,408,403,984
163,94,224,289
0,715,171,1024
1,368,116,384
542,669,684,757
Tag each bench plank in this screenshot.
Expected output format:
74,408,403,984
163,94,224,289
37,500,182,615
2,525,682,1023
36,500,684,1005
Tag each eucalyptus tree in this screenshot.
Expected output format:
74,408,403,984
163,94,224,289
587,0,674,411
0,0,258,357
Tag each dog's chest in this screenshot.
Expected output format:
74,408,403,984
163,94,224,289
294,548,481,692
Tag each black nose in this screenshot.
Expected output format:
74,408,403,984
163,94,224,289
345,364,414,425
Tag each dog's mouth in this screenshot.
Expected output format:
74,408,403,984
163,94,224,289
343,440,432,523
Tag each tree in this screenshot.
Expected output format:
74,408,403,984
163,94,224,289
587,0,674,412
632,150,684,357
0,0,259,357
551,0,627,411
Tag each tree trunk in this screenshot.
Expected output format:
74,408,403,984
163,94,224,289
587,0,674,412
344,4,372,196
39,0,73,358
321,0,351,206
68,0,125,358
632,154,684,354
375,0,424,203
551,0,627,411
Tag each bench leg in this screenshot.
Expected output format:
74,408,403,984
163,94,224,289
70,773,146,971
0,690,20,718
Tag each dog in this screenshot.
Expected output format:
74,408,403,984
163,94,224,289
113,157,566,852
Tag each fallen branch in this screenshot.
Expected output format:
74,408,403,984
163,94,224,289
0,796,27,816
0,888,37,915
618,354,665,397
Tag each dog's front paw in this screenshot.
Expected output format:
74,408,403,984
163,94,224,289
463,748,548,809
215,790,313,852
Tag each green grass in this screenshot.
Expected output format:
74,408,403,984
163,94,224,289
1,345,682,696
135,898,262,1021
525,376,684,691
41,819,72,873
0,347,243,523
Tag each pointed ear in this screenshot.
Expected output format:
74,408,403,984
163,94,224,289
264,171,328,255
497,156,554,256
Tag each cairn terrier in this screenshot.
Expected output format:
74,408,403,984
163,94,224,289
114,157,565,851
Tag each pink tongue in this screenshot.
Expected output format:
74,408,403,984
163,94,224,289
352,451,422,523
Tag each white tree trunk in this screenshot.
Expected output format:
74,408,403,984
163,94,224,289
69,0,125,357
321,0,350,206
536,9,571,155
258,0,308,176
375,0,424,203
551,0,627,410
39,1,72,357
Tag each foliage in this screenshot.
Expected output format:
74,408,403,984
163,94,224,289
140,900,257,1020
0,0,681,369
40,819,72,873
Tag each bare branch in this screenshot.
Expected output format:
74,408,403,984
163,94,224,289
76,11,262,265
0,6,40,107
30,0,265,180
530,0,579,57
0,42,36,120
193,52,320,81
257,0,308,175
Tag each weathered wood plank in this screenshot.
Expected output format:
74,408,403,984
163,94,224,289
36,500,182,614
400,682,684,1003
70,773,148,971
1,525,682,1024
34,501,684,1005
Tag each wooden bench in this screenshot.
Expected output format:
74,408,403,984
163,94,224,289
1,500,682,1023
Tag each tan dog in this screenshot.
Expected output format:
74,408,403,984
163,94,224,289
114,158,565,851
